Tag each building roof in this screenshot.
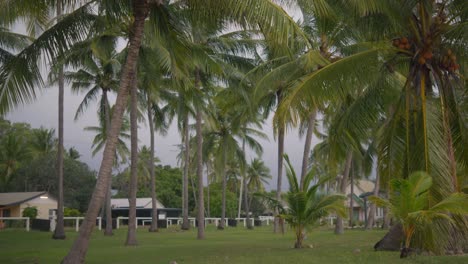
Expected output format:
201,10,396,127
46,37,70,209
345,179,375,196
110,198,165,209
0,191,48,207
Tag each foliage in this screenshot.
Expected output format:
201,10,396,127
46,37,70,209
369,172,468,257
260,154,346,248
206,182,238,218
21,206,37,219
114,164,195,211
64,208,82,217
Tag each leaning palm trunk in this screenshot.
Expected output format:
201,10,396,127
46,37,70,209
147,95,158,232
196,104,205,239
61,2,149,262
335,151,352,235
300,109,317,191
125,73,139,246
274,125,285,233
181,115,190,230
53,0,66,241
103,90,113,236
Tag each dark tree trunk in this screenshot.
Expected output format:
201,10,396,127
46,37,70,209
219,140,227,230
181,114,190,230
366,169,380,229
335,151,352,235
147,94,158,232
274,125,285,233
349,161,354,228
196,102,205,239
61,1,149,262
125,72,139,246
374,223,404,251
300,109,316,191
53,0,66,241
103,90,113,236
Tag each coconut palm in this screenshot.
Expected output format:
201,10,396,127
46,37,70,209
0,133,29,191
261,154,346,248
245,158,271,228
370,172,468,258
29,127,56,159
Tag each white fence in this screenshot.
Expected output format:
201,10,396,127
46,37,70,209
50,216,102,232
0,217,30,231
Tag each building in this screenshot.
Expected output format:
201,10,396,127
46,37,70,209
0,191,57,220
110,198,181,226
345,180,384,224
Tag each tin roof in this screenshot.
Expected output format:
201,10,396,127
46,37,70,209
110,198,165,209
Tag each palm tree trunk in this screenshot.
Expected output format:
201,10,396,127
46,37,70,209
219,140,227,230
335,151,352,235
243,169,252,229
274,125,285,233
125,72,139,246
349,162,354,228
53,0,66,241
206,164,210,218
366,168,380,229
181,114,190,230
103,90,113,236
196,104,205,239
238,139,245,220
147,94,158,232
300,109,317,191
61,1,149,262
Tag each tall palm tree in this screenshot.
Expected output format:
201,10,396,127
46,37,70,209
63,35,120,236
245,158,271,228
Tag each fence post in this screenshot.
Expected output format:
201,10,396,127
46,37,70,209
26,218,30,232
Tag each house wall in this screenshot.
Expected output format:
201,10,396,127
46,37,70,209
20,196,57,219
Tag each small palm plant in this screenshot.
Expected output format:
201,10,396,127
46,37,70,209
369,172,468,258
262,154,346,248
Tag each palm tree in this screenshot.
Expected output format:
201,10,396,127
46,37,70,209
63,35,120,236
245,158,271,228
262,154,346,248
0,133,29,191
29,127,56,159
370,172,468,258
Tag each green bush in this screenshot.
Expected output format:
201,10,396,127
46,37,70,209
22,207,38,219
64,208,81,217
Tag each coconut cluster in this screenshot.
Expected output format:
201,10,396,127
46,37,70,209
441,49,459,72
392,37,411,50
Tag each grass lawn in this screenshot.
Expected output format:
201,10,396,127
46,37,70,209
1,226,467,263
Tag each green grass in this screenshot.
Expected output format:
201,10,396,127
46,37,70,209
0,226,466,263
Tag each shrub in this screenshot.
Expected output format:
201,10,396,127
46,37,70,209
22,207,38,219
64,208,81,217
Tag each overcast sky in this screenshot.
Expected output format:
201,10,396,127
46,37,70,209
6,2,315,191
